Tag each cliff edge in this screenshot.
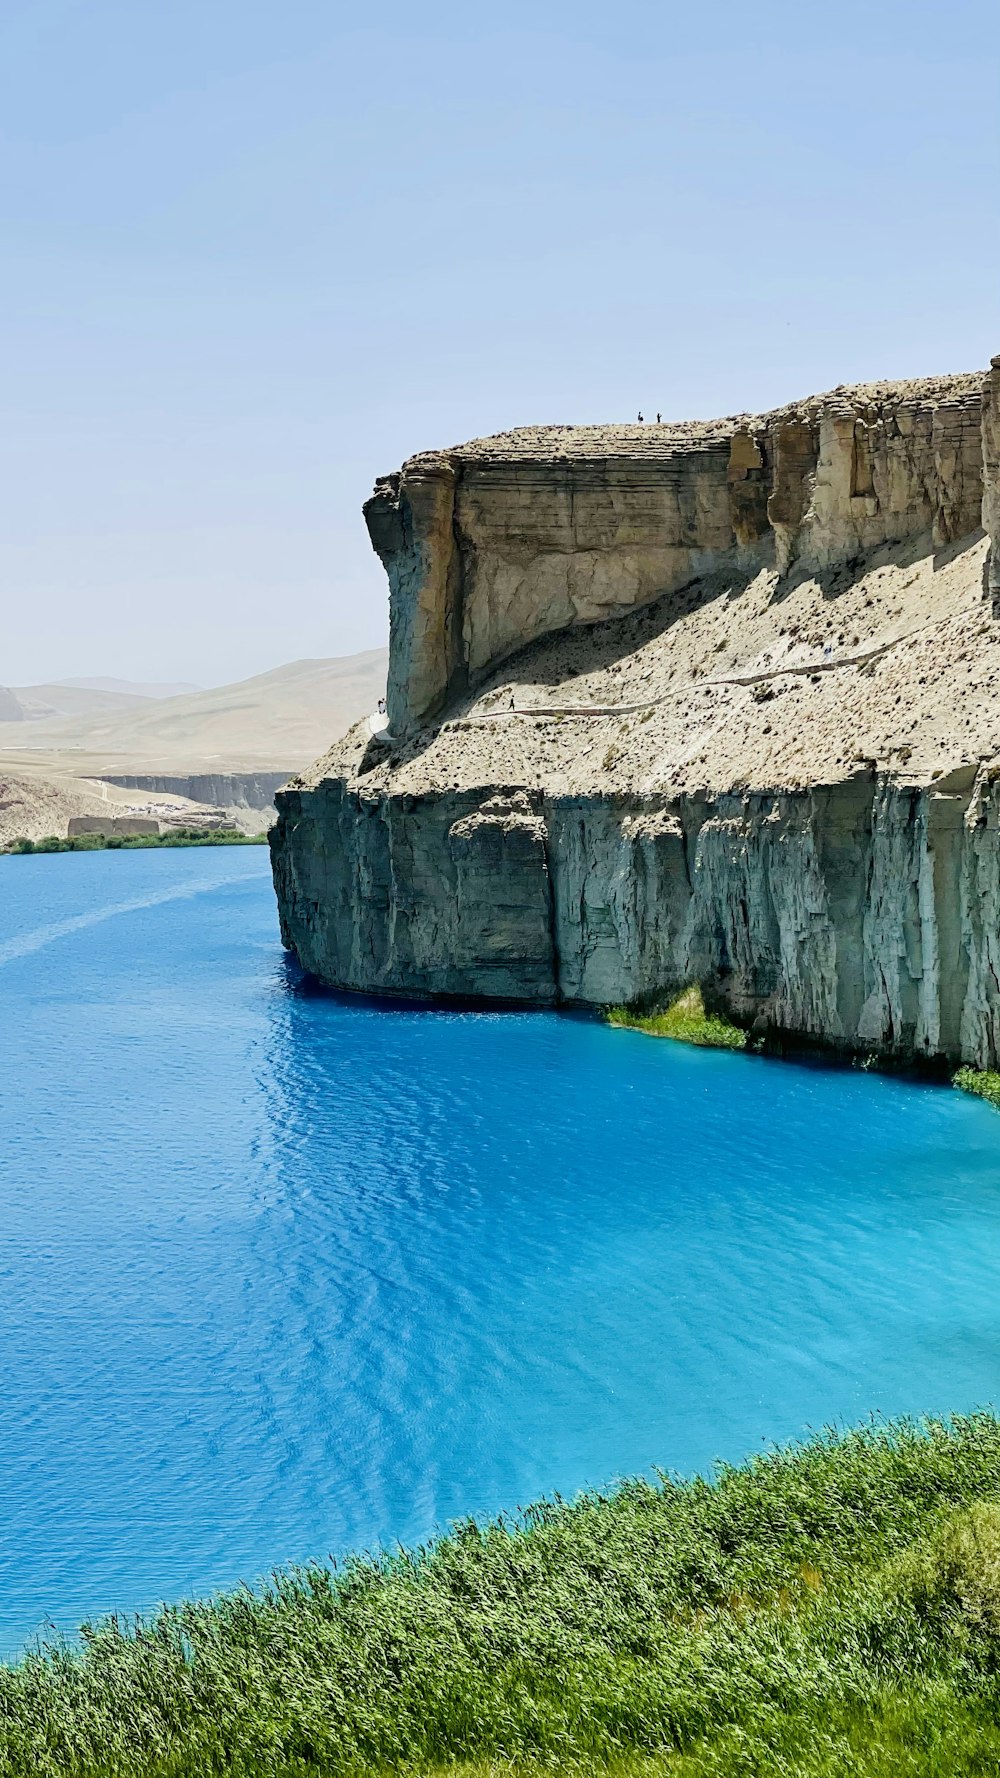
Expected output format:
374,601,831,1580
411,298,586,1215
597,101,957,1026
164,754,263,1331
271,359,1000,1067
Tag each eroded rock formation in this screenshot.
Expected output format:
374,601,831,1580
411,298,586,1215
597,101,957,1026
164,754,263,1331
271,363,1000,1066
365,374,986,735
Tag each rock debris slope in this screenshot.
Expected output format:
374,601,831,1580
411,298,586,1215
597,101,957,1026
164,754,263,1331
272,359,1000,1066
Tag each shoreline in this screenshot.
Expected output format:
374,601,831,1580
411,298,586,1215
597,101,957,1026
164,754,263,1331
1,827,268,856
607,984,1000,1110
2,1414,1000,1775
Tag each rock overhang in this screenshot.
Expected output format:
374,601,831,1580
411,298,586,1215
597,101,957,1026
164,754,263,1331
366,370,990,737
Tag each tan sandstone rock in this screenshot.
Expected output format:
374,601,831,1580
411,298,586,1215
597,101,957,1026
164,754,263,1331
271,361,1000,1066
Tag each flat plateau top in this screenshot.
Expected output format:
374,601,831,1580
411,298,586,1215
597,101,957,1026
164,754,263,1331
401,371,983,472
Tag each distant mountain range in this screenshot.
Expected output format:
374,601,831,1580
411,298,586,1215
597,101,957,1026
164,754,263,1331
5,683,168,721
0,651,387,772
54,676,203,698
1,677,200,722
0,651,388,840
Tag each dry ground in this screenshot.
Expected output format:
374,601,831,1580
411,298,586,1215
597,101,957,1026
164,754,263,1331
0,651,387,838
321,531,993,798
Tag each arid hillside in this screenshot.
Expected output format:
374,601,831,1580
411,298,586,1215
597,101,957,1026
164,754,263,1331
320,532,992,801
0,650,387,839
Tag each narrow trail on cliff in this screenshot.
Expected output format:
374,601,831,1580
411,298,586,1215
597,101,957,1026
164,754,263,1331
465,605,966,723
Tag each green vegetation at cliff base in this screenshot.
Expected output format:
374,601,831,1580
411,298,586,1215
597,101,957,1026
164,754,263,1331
3,827,267,856
954,1067,1000,1110
5,1416,1000,1775
607,984,747,1050
610,1005,1000,1118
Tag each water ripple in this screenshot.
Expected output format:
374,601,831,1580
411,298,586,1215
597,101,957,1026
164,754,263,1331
1,846,1000,1654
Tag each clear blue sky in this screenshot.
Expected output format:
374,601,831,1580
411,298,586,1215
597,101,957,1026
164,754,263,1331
3,0,997,687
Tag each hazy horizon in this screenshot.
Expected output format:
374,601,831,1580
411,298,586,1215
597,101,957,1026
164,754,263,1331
3,0,997,687
8,647,387,700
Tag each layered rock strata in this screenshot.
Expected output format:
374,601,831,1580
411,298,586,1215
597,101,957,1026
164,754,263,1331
366,373,985,735
101,771,291,811
272,768,1000,1065
272,365,1000,1066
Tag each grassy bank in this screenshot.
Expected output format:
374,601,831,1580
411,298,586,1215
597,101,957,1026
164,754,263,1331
609,997,1000,1123
954,1067,1000,1111
607,985,746,1051
3,827,267,855
4,1417,1000,1775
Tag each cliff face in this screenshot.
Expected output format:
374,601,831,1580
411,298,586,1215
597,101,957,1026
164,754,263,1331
983,358,1000,610
272,362,1000,1066
271,770,1000,1066
365,373,985,735
100,771,290,811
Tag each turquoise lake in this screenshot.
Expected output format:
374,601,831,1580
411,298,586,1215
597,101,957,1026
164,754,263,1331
2,845,1000,1655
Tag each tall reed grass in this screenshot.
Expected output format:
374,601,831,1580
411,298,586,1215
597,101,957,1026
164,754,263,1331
2,1417,1000,1775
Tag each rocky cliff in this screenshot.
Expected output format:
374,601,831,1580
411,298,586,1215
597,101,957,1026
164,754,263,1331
271,360,1000,1067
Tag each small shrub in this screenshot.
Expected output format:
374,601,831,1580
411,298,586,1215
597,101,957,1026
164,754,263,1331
896,1501,1000,1635
608,984,746,1050
954,1068,1000,1110
934,1502,1000,1632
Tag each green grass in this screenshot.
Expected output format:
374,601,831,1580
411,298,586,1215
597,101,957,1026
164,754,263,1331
442,1685,1000,1776
954,1068,1000,1111
608,985,747,1051
3,827,267,855
3,1417,1000,1774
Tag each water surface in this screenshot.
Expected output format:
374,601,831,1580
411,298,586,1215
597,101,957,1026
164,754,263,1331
2,846,1000,1653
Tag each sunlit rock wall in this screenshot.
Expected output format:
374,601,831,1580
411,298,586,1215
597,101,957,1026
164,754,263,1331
365,375,985,735
271,358,1000,1065
982,356,1000,609
272,766,1000,1066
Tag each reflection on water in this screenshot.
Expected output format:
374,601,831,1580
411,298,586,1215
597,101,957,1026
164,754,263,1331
1,845,1000,1653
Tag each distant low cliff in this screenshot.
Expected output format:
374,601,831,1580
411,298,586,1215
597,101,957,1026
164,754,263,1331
101,771,290,812
271,359,1000,1067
